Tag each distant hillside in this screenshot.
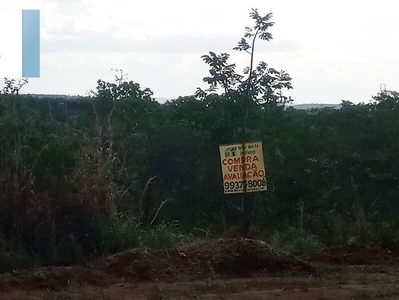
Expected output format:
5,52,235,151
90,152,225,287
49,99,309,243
154,97,171,103
22,94,342,110
291,103,342,110
26,94,85,100
24,94,171,103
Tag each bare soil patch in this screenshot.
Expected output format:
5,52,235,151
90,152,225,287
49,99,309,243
0,238,312,291
305,244,399,265
1,239,399,299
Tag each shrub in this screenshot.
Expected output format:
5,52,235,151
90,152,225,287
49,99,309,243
272,227,324,256
139,221,191,249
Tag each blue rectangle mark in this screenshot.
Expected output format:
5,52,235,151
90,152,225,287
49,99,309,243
22,10,40,77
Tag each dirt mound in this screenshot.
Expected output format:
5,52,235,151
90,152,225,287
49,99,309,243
0,238,312,290
306,244,399,265
86,249,175,281
89,238,313,280
0,266,110,291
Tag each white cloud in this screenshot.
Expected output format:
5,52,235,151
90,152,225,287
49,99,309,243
2,0,398,103
41,24,301,54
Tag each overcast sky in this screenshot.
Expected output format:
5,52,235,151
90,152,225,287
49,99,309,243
1,0,399,104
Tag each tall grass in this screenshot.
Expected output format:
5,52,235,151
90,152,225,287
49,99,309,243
139,220,191,249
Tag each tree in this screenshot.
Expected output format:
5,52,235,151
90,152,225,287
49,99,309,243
371,89,399,106
195,8,293,142
90,69,155,119
194,9,294,232
1,78,29,95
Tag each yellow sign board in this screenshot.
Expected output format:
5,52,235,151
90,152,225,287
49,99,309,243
219,141,267,194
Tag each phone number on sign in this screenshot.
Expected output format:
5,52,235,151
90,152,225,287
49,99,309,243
224,178,267,191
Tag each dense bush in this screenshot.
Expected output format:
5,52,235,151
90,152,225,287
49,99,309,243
1,77,399,272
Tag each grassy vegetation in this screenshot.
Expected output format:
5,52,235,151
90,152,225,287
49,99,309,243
1,73,399,273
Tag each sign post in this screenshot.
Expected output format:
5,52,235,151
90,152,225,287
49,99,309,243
219,141,267,194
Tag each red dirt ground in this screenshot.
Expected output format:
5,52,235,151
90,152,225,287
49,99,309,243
305,244,399,265
0,238,313,290
1,238,399,299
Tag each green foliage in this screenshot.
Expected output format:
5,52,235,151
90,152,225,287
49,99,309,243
272,227,324,256
2,75,399,270
94,209,141,256
195,8,293,108
0,246,36,273
139,221,190,249
193,9,294,233
90,69,155,120
1,77,28,95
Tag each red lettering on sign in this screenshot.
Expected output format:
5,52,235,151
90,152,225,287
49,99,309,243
222,155,261,166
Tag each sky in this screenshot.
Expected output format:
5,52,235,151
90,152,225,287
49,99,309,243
1,0,399,104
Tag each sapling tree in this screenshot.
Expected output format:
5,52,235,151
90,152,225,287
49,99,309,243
195,9,293,232
195,8,293,141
